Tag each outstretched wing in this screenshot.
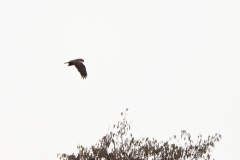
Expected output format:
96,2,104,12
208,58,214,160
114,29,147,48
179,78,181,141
74,61,87,79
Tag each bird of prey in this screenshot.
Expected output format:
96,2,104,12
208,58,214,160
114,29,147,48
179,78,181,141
64,59,87,79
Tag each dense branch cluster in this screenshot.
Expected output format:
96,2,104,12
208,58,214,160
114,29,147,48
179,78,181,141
58,109,221,160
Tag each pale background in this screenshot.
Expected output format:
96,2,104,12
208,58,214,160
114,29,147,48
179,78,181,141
0,0,239,159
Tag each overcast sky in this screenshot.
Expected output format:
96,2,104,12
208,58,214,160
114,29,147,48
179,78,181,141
0,0,239,160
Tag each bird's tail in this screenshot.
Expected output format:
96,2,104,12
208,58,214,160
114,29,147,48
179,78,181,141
64,61,73,66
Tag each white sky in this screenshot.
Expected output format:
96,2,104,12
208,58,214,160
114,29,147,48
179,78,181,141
0,0,239,159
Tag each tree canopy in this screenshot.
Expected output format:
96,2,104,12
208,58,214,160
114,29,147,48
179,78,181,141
58,109,221,160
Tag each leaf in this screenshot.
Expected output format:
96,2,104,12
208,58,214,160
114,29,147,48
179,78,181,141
128,151,132,157
130,138,134,146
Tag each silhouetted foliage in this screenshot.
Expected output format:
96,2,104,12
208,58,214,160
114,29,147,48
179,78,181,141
58,108,221,160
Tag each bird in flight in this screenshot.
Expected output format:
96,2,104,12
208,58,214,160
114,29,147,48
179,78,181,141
64,59,87,79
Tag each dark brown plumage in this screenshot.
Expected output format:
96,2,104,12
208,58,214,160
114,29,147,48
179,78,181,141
64,59,87,79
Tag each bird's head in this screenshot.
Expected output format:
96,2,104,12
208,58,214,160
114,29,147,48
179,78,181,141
78,59,84,62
